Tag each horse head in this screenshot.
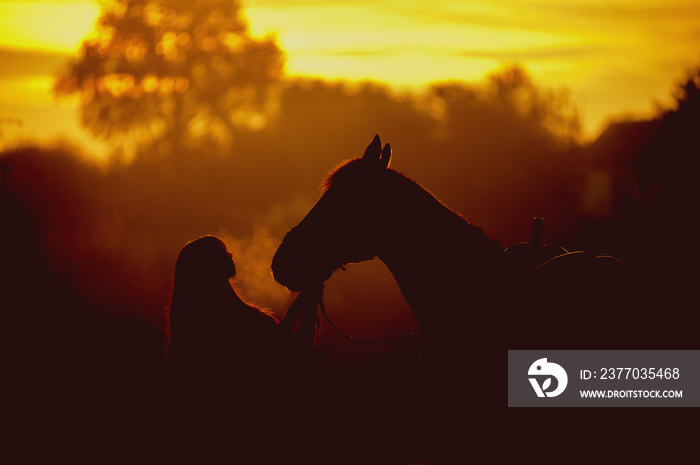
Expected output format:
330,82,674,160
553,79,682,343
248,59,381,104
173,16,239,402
272,135,392,291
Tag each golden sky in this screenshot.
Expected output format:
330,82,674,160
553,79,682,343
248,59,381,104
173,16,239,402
1,0,699,150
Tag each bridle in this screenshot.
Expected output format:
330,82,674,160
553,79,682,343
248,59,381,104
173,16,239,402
315,285,422,345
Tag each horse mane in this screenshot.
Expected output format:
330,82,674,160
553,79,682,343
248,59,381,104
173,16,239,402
321,158,365,192
324,158,502,254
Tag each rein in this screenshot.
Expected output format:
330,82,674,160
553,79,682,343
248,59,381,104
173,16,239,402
316,288,422,345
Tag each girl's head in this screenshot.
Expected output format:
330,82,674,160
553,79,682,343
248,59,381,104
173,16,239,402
174,236,237,284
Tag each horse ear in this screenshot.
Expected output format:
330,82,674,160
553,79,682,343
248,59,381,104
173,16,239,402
380,143,391,169
362,134,382,161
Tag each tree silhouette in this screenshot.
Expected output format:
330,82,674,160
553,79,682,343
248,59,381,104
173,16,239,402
429,66,581,151
54,0,285,155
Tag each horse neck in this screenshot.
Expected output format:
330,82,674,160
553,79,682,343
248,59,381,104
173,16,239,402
375,186,501,335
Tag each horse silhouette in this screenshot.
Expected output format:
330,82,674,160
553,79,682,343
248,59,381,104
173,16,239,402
271,135,631,459
272,135,628,346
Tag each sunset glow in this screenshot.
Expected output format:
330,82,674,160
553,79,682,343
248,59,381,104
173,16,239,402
0,1,100,52
244,0,700,133
1,0,699,149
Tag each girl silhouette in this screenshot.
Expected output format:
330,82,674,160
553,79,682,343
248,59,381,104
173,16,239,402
167,236,319,393
166,236,320,461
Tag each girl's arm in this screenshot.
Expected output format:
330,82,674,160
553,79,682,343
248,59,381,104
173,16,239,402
278,287,322,333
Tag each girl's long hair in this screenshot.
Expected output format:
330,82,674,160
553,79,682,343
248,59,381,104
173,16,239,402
166,236,234,365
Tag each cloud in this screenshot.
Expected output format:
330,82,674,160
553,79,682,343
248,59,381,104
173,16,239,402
456,45,614,61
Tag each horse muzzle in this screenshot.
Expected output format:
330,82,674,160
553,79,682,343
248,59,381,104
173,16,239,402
272,239,333,292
